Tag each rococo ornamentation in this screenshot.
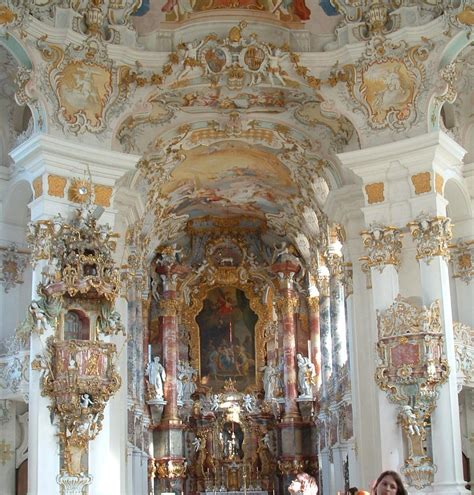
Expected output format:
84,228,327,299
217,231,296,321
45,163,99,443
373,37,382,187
361,223,403,272
449,240,474,284
0,243,29,293
407,214,452,263
375,295,449,489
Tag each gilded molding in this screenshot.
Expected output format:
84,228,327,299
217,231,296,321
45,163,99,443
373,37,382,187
47,175,67,198
435,174,444,195
361,224,403,271
94,185,113,208
32,176,43,199
407,214,452,263
365,182,384,204
411,172,431,195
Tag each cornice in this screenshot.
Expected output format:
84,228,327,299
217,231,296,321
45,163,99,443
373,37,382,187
337,131,466,183
10,134,140,183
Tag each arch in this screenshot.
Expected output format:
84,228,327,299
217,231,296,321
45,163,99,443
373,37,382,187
444,177,472,225
1,179,32,227
427,30,471,132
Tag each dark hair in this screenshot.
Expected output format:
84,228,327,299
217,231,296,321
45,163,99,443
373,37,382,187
374,471,407,495
348,488,358,495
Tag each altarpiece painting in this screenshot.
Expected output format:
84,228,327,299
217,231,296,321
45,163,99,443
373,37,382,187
197,286,258,392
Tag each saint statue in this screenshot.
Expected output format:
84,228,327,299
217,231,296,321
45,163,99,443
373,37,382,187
146,356,166,400
296,353,315,398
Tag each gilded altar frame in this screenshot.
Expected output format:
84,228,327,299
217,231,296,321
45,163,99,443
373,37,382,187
181,266,270,393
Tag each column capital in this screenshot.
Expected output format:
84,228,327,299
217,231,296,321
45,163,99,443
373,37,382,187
158,299,181,317
275,295,299,317
307,296,320,313
407,214,452,263
361,223,403,271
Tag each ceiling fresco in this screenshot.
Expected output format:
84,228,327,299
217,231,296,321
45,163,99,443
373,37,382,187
159,142,298,220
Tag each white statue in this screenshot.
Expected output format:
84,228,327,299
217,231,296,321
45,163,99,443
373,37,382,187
262,362,280,400
80,393,94,408
210,394,220,411
146,356,166,400
192,436,202,453
177,361,197,402
29,301,48,333
400,405,422,436
243,393,256,413
297,353,315,398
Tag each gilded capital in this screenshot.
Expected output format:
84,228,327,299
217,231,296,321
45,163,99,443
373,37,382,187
307,296,320,313
326,252,344,279
275,295,299,316
158,298,180,317
407,214,452,263
361,223,403,271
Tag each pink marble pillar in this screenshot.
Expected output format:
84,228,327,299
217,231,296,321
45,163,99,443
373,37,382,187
280,290,299,419
160,293,180,424
308,296,321,390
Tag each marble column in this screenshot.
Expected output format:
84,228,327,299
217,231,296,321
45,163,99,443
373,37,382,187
160,294,180,424
154,257,187,494
408,215,468,494
327,247,348,394
307,294,321,390
317,266,332,400
276,288,300,420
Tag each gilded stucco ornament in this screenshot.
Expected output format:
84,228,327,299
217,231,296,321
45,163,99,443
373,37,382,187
407,214,452,263
361,223,403,272
453,321,474,391
0,243,28,293
36,36,130,135
375,295,449,489
449,240,473,284
121,222,150,297
341,36,432,130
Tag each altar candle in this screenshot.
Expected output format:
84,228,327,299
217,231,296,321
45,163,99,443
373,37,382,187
229,321,232,344
307,339,311,361
148,344,152,363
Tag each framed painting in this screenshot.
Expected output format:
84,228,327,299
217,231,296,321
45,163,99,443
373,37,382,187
197,286,258,392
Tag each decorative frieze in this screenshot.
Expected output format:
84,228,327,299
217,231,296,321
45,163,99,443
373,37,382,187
361,223,403,271
450,240,473,284
375,295,449,489
407,214,452,263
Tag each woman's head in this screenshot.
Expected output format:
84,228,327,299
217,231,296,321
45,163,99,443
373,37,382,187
373,471,407,495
